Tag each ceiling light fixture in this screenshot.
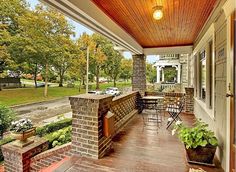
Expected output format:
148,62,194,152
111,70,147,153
153,5,163,20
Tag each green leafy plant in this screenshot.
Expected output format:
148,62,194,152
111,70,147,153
0,105,15,138
36,118,72,137
172,119,218,149
44,126,71,148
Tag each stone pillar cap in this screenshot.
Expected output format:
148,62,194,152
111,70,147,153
69,94,113,100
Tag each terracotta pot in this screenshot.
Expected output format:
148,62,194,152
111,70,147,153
185,145,217,164
12,127,36,141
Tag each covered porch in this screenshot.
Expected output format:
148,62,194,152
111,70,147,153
1,0,235,172
49,113,223,172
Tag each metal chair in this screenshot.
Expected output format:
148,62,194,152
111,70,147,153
166,96,185,129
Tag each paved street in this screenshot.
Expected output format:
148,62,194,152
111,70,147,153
12,98,72,126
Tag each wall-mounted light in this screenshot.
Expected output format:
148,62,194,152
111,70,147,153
153,6,163,20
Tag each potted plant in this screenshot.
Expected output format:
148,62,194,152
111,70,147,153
10,118,35,143
172,119,218,165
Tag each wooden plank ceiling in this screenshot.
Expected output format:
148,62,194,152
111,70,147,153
92,0,218,48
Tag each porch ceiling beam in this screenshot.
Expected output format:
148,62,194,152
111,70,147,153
143,45,193,55
41,0,143,54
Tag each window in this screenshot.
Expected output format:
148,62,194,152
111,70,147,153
209,41,213,108
200,50,206,101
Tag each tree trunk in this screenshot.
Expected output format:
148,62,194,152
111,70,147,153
82,76,85,85
0,131,3,139
59,71,63,87
113,78,116,87
96,66,100,90
34,63,38,88
44,63,48,97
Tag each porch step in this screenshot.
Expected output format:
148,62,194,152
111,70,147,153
52,156,78,172
39,156,71,172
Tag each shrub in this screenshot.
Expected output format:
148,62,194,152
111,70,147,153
36,118,72,137
0,105,15,138
44,126,72,148
0,136,15,161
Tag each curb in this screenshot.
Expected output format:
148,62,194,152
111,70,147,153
10,97,70,109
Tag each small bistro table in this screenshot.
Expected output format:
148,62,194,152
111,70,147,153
140,96,164,110
139,96,164,130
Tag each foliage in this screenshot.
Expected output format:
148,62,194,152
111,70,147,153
0,105,15,138
10,118,33,133
0,0,29,74
44,126,72,148
146,63,156,83
0,0,28,35
0,136,15,161
36,118,72,137
164,67,177,82
104,48,123,87
172,119,218,149
8,4,75,95
90,33,108,89
69,32,90,86
120,58,132,82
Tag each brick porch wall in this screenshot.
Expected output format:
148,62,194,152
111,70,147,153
3,92,140,172
69,94,113,159
69,92,139,159
145,89,194,114
2,137,48,172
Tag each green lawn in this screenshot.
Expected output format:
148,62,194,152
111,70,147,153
0,82,131,106
0,87,84,106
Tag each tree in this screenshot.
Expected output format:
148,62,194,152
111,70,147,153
0,0,28,35
146,63,156,83
120,58,132,82
0,105,15,139
8,4,75,96
90,34,108,90
164,67,177,82
104,49,123,87
52,33,76,87
0,0,28,75
73,32,92,86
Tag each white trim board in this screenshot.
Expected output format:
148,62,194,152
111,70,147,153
42,0,143,54
144,46,193,55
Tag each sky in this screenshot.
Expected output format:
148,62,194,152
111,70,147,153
27,0,157,63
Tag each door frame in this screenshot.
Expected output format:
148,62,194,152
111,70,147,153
230,10,235,172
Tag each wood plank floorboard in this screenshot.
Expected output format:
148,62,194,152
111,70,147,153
60,112,224,172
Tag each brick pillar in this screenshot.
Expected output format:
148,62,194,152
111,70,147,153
2,137,48,172
69,94,113,159
185,87,194,113
132,54,146,94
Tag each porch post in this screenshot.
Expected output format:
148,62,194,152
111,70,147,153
132,54,146,93
69,94,113,159
156,66,160,83
161,68,165,82
177,64,181,83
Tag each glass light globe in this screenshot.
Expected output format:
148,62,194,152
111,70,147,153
153,9,163,20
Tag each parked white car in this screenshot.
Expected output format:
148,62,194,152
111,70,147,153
105,87,121,96
88,90,103,95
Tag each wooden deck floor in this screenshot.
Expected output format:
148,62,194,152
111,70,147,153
56,112,224,172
